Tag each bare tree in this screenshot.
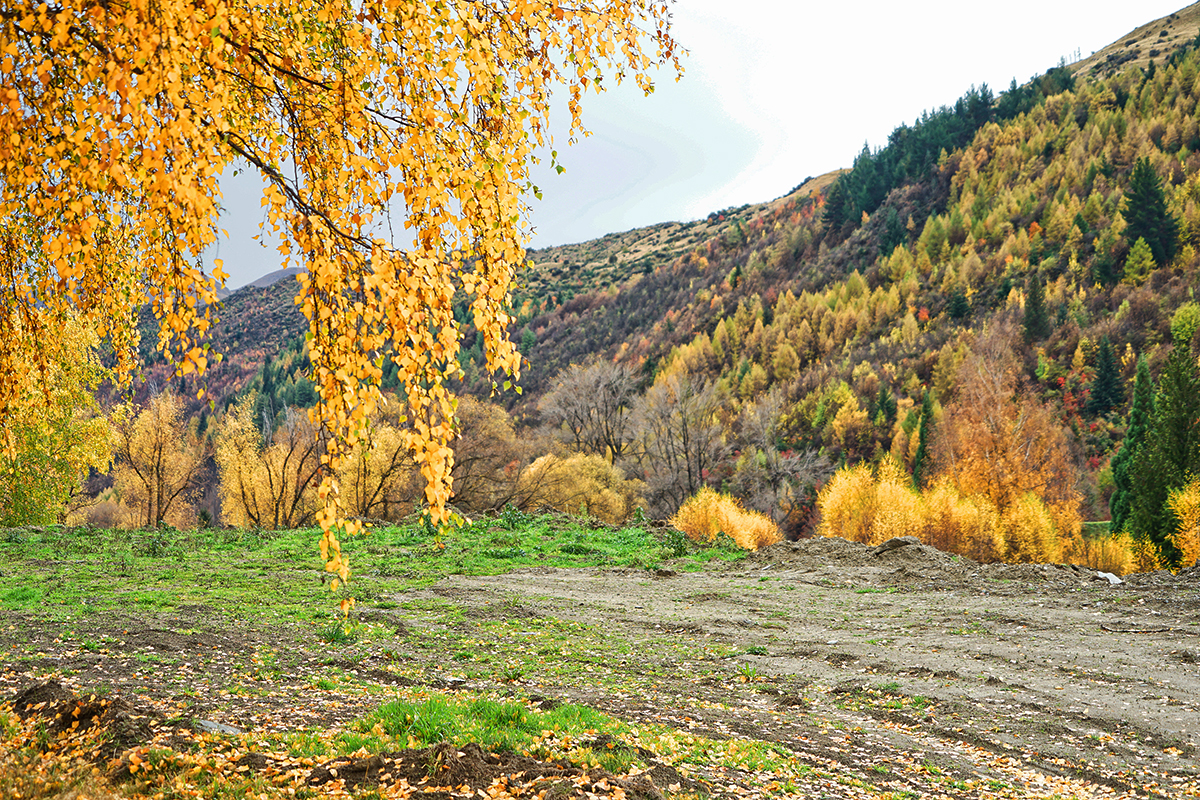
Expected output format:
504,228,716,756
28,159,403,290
539,360,638,463
451,396,523,512
628,373,727,518
729,388,832,524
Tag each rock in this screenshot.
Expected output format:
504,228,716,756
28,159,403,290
1094,571,1123,585
194,719,245,735
873,536,921,555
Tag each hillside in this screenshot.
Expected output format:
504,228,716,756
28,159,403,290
520,172,841,301
1073,1,1200,79
104,3,1200,552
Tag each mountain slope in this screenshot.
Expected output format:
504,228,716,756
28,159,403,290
1073,1,1200,79
126,3,1200,536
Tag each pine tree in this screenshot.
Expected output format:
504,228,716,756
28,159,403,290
1123,237,1156,286
947,288,971,320
1122,157,1179,267
912,390,935,489
1128,306,1200,567
1087,336,1122,416
1109,355,1154,533
1023,274,1051,343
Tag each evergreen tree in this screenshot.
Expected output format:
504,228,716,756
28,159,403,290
1087,336,1121,416
1023,274,1051,343
1109,355,1154,533
1128,306,1200,567
1122,157,1179,268
872,385,897,428
822,179,850,231
1123,237,1156,285
912,390,935,489
947,288,971,320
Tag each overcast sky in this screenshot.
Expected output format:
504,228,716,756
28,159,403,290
211,0,1193,288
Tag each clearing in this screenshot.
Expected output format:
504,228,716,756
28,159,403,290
2,520,1199,798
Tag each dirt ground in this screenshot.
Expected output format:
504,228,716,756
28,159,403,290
5,535,1200,798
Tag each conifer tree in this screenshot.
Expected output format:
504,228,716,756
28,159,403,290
947,288,971,320
1023,274,1051,343
1109,355,1154,533
1087,336,1121,416
1123,237,1156,286
1129,306,1200,567
912,390,935,489
1122,157,1179,267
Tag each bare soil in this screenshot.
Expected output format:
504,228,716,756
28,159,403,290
5,536,1200,798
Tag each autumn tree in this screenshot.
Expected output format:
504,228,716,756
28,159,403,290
112,392,207,527
932,323,1082,555
0,0,680,595
517,452,644,524
1123,237,1157,286
450,396,526,513
0,315,111,526
216,394,323,528
337,400,418,521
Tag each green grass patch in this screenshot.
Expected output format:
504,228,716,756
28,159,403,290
0,513,744,636
1,586,42,609
348,695,637,770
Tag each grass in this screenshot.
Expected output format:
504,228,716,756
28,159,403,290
347,695,637,769
2,512,1025,800
0,514,744,625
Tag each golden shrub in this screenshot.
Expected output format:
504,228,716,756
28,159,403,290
816,464,878,545
868,459,924,545
1075,531,1135,575
518,453,644,524
669,487,782,550
922,480,1001,562
1167,481,1200,569
999,493,1062,564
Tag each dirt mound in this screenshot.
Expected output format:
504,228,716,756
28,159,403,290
305,741,664,799
11,680,154,758
745,535,1200,593
5,681,677,800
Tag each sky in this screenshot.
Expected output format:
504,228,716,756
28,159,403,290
210,0,1194,289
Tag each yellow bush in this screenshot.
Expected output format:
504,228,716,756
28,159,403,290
869,459,924,545
816,460,1077,564
669,487,782,550
518,453,644,524
922,480,1001,562
816,464,878,545
1168,480,1200,569
999,493,1062,564
1075,530,1135,575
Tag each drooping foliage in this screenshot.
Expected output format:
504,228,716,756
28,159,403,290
0,0,680,598
0,315,111,526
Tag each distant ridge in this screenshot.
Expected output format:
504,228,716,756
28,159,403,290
1073,1,1200,79
244,266,305,290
